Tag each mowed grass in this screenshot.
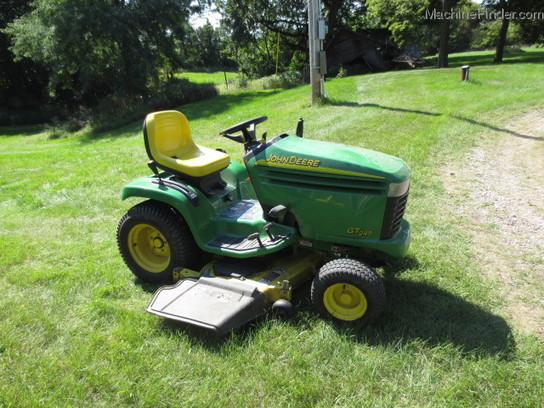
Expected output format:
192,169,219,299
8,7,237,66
1,50,544,407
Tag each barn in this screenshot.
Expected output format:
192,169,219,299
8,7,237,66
325,29,424,76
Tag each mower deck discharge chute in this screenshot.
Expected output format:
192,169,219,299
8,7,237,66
117,110,411,334
147,277,267,335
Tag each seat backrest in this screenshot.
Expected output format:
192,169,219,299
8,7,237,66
144,110,197,160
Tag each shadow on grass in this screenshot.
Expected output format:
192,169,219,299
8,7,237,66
291,269,515,358
0,124,45,137
332,101,442,117
289,257,514,358
156,317,266,352
375,277,515,358
181,90,280,122
428,48,544,68
141,256,514,358
80,90,280,143
134,279,162,294
451,114,544,141
329,100,543,142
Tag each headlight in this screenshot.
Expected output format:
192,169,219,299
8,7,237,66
388,178,410,197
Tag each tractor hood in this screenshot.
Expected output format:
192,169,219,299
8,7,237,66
249,135,410,183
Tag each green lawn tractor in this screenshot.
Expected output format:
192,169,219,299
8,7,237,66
117,110,411,335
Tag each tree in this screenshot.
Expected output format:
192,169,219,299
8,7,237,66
437,0,452,67
216,0,369,78
217,0,307,77
367,0,471,66
481,0,512,62
0,0,48,109
448,0,480,52
4,0,196,104
322,0,367,42
515,0,544,44
481,0,543,62
180,22,236,69
366,0,434,51
494,3,510,62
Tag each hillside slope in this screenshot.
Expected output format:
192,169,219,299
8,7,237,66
1,49,543,408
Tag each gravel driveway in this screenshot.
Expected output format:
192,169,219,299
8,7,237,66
445,109,544,338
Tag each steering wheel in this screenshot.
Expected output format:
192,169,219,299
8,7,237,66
219,116,268,144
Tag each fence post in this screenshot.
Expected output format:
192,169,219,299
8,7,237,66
461,65,470,81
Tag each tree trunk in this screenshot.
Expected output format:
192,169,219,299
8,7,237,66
323,0,342,44
494,17,510,62
437,0,451,68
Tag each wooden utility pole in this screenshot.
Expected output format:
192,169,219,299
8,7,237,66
308,0,326,105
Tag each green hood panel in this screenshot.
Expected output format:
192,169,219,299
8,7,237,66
245,135,411,249
252,135,410,183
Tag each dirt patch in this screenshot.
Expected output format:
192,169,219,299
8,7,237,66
444,109,544,338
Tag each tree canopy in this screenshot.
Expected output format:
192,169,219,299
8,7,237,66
4,0,196,105
1,0,543,120
216,0,368,78
0,0,48,109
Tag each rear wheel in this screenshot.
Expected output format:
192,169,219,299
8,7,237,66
311,258,385,325
117,200,200,283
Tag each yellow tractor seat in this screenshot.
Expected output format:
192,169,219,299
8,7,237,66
144,110,230,179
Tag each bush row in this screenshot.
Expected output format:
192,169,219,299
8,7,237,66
0,78,217,133
88,78,217,134
232,71,302,92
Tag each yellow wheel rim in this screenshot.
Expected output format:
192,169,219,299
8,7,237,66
127,224,171,273
323,283,368,321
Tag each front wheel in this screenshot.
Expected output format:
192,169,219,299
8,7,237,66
311,258,385,325
117,200,200,283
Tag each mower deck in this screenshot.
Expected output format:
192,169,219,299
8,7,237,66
147,248,324,334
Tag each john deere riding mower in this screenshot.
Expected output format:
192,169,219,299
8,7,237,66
117,110,411,335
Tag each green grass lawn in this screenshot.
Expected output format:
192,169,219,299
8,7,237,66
1,50,543,407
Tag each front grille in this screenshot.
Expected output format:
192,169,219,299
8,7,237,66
380,190,409,239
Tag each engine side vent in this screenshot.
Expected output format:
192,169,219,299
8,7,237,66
380,190,409,239
262,170,387,194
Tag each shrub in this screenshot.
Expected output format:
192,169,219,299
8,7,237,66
251,72,302,90
149,78,217,110
37,78,218,135
89,78,217,133
336,67,347,79
233,76,249,89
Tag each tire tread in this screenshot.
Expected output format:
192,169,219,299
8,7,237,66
311,258,385,325
117,200,199,282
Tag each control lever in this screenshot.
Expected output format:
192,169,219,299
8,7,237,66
247,232,264,248
263,222,275,241
296,118,304,138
